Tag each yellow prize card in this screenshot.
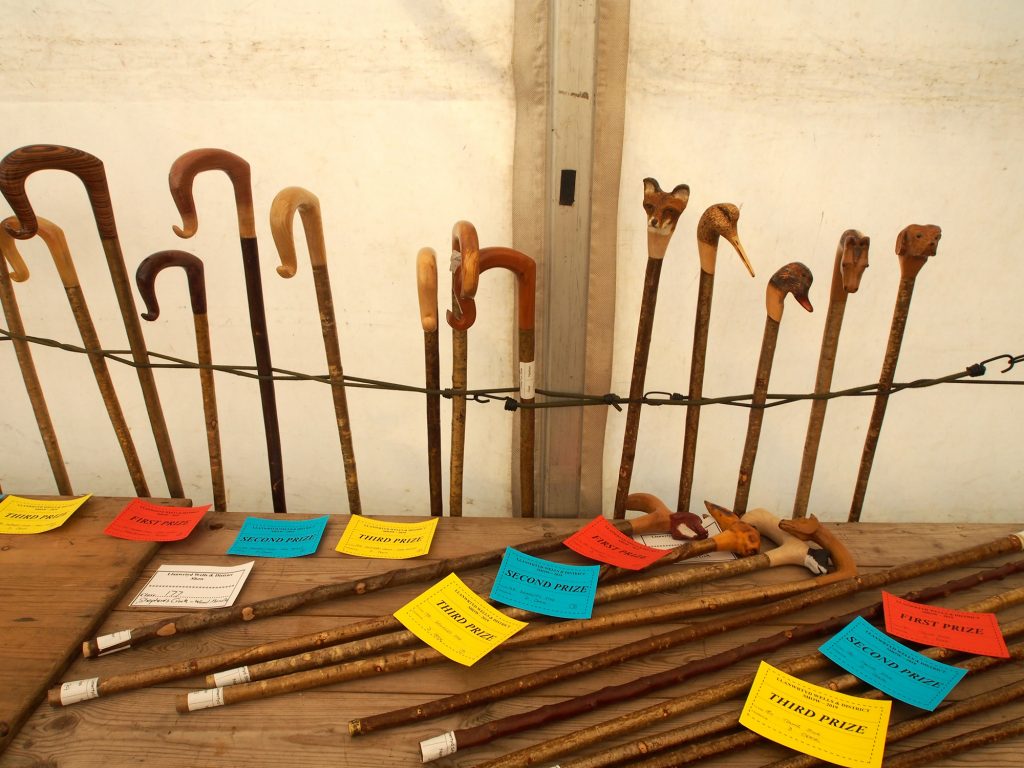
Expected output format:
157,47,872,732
335,515,439,559
394,573,527,666
740,662,891,768
0,494,92,534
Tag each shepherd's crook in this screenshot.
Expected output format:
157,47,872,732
733,262,813,517
270,186,360,514
416,247,443,516
170,148,286,512
136,250,226,511
792,230,869,518
0,144,182,496
0,230,72,493
613,178,689,518
848,223,941,522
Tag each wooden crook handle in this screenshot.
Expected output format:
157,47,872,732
0,145,116,241
0,227,30,282
136,250,207,320
416,248,438,333
269,186,327,278
451,220,479,298
780,514,858,585
2,216,79,287
479,246,537,331
169,148,256,239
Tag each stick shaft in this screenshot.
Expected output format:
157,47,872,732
518,327,535,517
193,313,226,511
424,328,442,516
677,269,714,515
450,327,467,516
733,317,780,516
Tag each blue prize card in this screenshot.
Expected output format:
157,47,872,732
227,515,329,558
490,547,600,619
819,615,967,710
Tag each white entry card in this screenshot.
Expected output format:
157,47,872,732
130,562,255,609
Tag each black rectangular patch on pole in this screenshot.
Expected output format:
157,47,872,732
558,169,577,206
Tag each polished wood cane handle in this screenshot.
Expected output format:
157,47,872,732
169,148,256,239
446,220,480,331
416,248,439,333
0,224,30,282
136,250,207,320
0,145,116,240
479,247,536,331
269,186,327,276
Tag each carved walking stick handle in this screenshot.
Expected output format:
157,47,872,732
136,250,207,320
169,148,256,239
446,220,479,330
416,248,439,333
270,186,327,276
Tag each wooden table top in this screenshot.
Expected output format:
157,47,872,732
1,497,1023,767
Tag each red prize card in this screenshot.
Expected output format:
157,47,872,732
882,591,1009,658
563,515,669,569
104,499,211,542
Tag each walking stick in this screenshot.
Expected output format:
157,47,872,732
880,716,1024,768
734,262,814,516
677,203,756,516
82,504,676,657
792,230,869,518
0,230,72,494
169,148,286,512
136,250,226,511
8,217,150,495
419,561,1024,765
849,223,940,522
446,221,479,517
613,178,689,519
416,247,443,516
0,144,182,496
470,568,1024,768
270,186,360,514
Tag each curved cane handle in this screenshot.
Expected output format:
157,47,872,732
169,148,255,239
136,250,207,321
623,492,673,535
269,186,327,278
779,514,858,585
479,247,537,331
446,220,480,331
0,145,115,241
895,224,941,281
0,229,30,283
1,216,79,288
416,248,439,333
742,507,823,575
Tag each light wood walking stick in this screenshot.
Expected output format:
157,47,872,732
849,223,941,522
0,144,183,497
733,263,814,516
613,178,689,519
82,504,677,657
0,230,72,494
270,186,360,514
792,230,869,518
136,250,226,511
677,203,756,516
170,148,286,512
416,247,443,516
446,220,479,517
8,217,150,495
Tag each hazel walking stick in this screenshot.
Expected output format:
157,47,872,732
270,186,360,514
0,144,182,496
446,220,479,517
733,263,814,516
848,223,941,522
169,148,286,512
0,230,72,493
613,178,689,519
8,217,149,495
677,203,756,516
416,247,443,516
136,250,226,511
792,231,869,519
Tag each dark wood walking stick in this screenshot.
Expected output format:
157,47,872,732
0,144,182,496
416,247,443,516
792,230,869,518
270,186,360,514
446,220,479,517
17,217,150,495
136,250,226,511
613,178,689,518
0,229,72,494
677,203,756,516
880,715,1024,768
849,223,941,522
169,148,286,512
733,262,814,516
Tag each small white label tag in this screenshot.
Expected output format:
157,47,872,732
519,361,536,400
187,688,225,712
212,667,251,687
60,678,100,706
420,731,458,762
96,629,132,653
450,251,462,273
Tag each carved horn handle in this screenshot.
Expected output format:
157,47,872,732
168,148,255,239
269,186,327,278
136,250,207,321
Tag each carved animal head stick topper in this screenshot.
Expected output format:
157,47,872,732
642,177,690,259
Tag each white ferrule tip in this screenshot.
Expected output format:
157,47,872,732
212,667,251,687
60,678,100,706
187,688,226,712
420,731,457,762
